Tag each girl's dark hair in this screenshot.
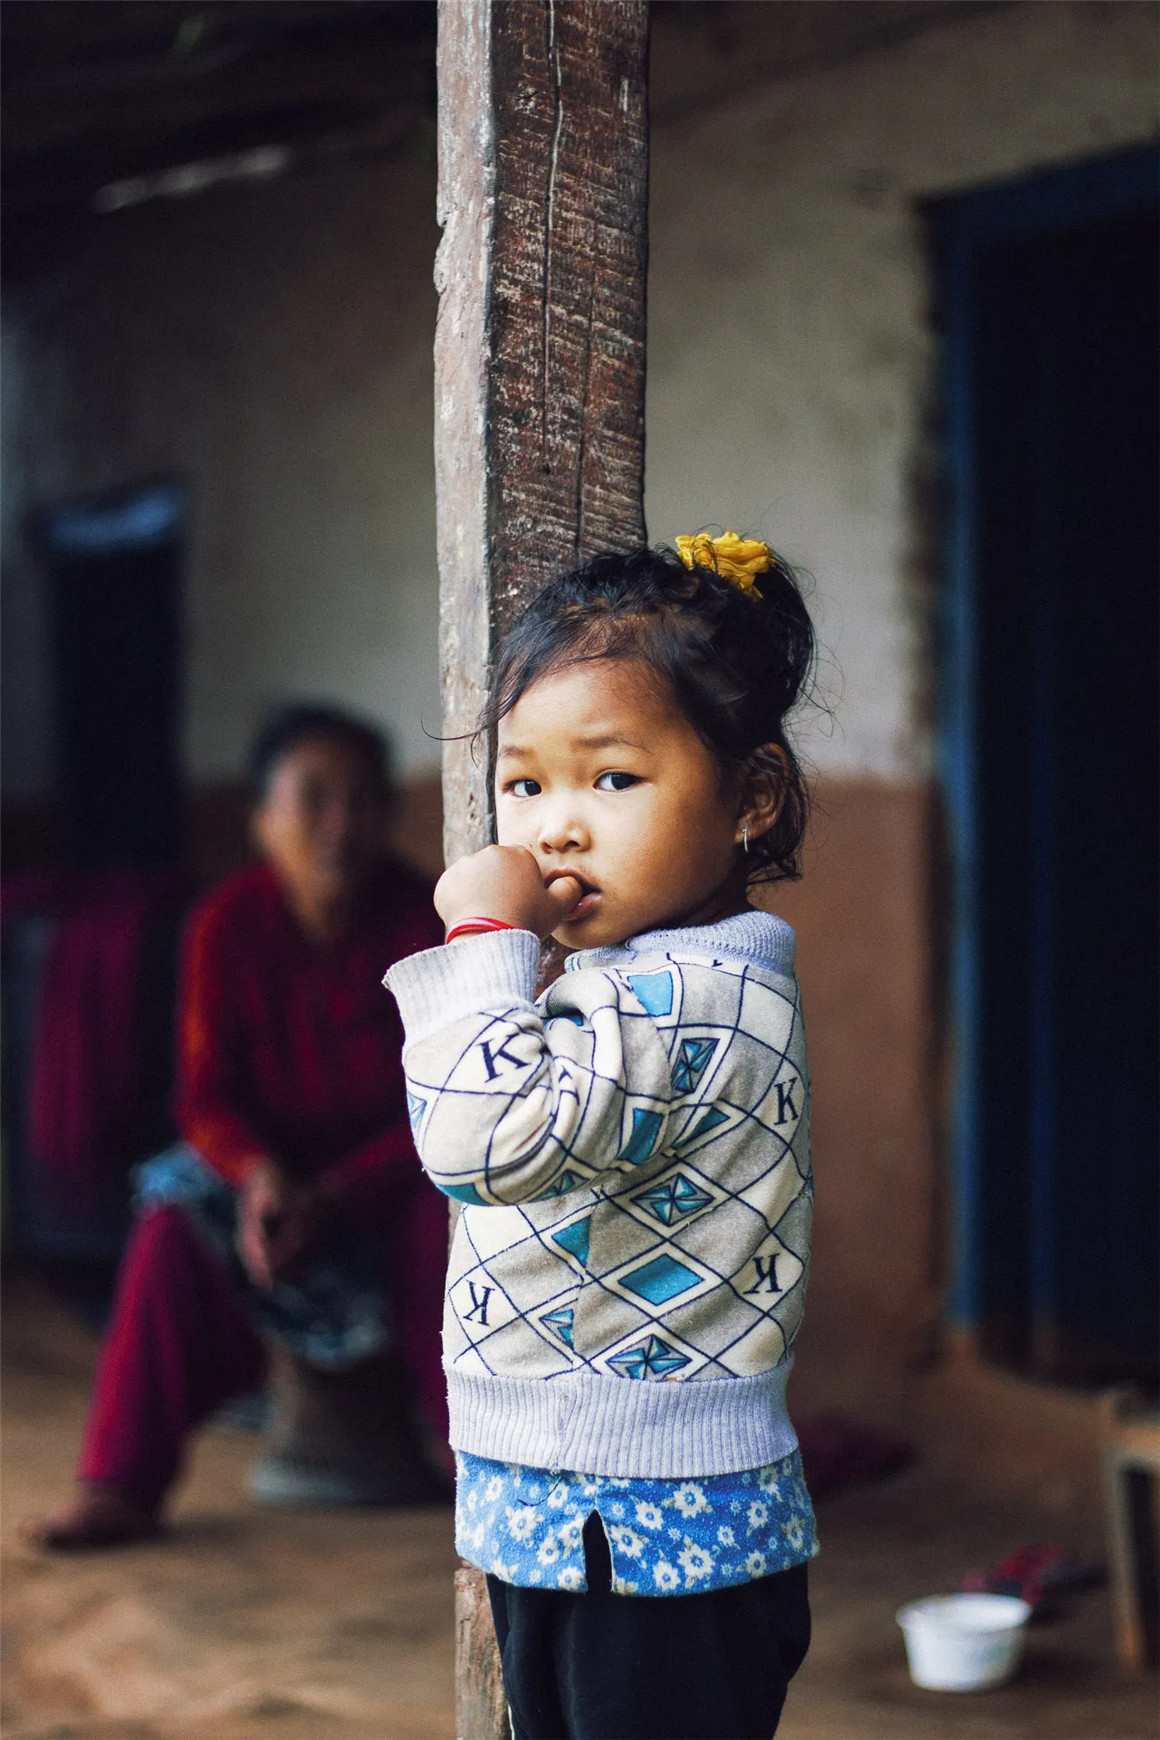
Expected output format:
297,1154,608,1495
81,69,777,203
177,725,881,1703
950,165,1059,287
249,703,393,804
482,543,816,883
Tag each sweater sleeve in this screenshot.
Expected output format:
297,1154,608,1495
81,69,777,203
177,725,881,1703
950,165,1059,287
174,900,271,1187
384,930,678,1205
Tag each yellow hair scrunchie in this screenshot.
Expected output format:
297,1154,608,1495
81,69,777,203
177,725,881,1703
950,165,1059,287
675,530,771,599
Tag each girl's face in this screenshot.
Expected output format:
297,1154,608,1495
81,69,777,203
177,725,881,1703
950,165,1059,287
495,657,745,950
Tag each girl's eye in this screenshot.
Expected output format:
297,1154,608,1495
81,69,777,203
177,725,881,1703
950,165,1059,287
595,771,639,792
507,778,541,798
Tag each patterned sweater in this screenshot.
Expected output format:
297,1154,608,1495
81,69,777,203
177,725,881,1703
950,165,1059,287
384,909,812,1481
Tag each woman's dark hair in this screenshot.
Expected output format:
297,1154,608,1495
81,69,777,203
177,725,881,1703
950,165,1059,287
481,543,816,883
249,703,393,804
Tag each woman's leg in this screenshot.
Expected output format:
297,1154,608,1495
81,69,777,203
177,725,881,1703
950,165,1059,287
27,1205,266,1546
490,1515,811,1740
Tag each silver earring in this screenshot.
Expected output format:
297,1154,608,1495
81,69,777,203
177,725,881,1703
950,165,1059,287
741,822,750,854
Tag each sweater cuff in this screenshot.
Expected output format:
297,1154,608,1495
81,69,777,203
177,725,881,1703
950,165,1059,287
383,928,541,1046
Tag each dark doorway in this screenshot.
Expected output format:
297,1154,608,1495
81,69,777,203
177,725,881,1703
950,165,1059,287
38,480,187,871
934,150,1159,1387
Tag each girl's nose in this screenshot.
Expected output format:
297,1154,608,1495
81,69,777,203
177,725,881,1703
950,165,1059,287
538,803,589,856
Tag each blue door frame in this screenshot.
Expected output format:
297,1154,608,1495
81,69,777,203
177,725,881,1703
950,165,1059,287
931,146,1160,1338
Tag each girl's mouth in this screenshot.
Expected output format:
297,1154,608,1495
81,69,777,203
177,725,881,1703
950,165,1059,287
565,888,600,922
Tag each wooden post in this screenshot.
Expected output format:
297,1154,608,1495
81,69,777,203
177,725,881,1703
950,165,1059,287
433,2,649,1732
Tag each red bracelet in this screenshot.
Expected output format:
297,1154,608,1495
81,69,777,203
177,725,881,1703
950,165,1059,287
445,917,518,944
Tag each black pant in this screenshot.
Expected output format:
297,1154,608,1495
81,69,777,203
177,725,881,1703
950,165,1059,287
486,1513,811,1740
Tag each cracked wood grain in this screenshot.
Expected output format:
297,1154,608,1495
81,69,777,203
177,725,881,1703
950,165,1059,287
433,3,649,1734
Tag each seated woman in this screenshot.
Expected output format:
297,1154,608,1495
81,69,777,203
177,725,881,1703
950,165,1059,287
26,705,447,1548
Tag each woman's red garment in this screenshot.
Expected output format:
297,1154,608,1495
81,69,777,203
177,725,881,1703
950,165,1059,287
77,858,448,1507
177,859,442,1203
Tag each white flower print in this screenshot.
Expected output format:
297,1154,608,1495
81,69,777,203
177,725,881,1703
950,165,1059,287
505,1506,538,1541
557,1518,584,1553
455,1448,815,1599
677,1538,713,1583
608,1524,645,1560
670,1482,709,1519
783,1514,806,1553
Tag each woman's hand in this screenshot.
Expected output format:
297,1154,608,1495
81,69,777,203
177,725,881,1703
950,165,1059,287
435,845,580,941
237,1160,322,1289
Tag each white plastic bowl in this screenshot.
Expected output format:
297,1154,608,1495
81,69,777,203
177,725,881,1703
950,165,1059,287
896,1593,1033,1691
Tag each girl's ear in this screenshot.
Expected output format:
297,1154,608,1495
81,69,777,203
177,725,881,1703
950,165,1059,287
736,744,788,844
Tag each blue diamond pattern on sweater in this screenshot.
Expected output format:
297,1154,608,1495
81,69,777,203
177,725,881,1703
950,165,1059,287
443,1180,488,1204
406,1091,426,1129
672,1104,729,1149
632,1172,714,1226
618,1107,663,1165
540,1306,575,1348
534,1169,585,1200
607,1334,691,1378
619,1253,701,1304
625,972,674,1016
671,1037,718,1093
551,1217,591,1267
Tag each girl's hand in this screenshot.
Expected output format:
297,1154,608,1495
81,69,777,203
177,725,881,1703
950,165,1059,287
435,845,581,940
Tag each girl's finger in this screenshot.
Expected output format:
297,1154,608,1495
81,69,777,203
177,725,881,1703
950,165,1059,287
545,874,582,915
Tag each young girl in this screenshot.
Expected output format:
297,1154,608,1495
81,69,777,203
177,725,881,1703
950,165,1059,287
385,534,818,1740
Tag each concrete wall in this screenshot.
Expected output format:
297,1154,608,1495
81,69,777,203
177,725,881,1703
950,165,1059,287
1,150,442,798
647,0,1158,781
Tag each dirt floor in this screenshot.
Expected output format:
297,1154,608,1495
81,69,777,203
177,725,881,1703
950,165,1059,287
3,1276,1157,1740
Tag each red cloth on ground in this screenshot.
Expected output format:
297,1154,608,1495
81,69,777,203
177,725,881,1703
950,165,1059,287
796,1416,913,1502
15,871,180,1207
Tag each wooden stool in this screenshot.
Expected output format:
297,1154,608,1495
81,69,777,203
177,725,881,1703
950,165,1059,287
1098,1388,1160,1669
249,1345,448,1508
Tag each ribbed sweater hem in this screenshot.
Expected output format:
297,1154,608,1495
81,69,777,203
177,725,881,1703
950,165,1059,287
384,928,540,1047
446,1363,797,1479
